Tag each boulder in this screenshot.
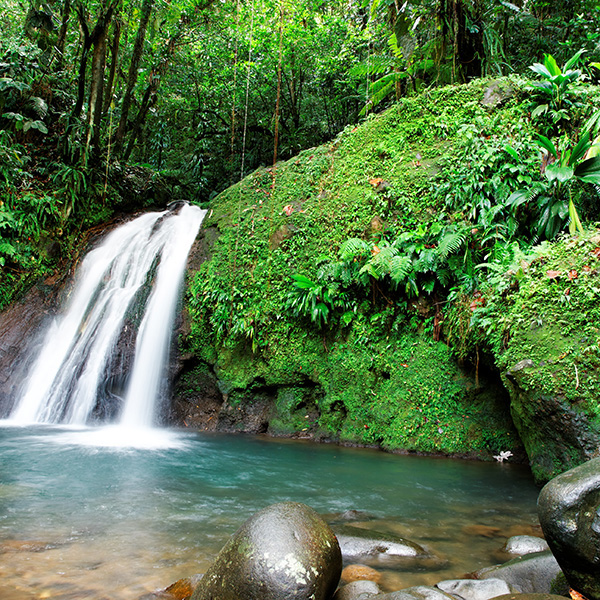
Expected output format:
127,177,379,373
501,536,549,556
476,551,561,594
436,577,514,600
190,502,342,600
333,580,381,600
537,456,600,600
491,595,570,600
503,356,600,484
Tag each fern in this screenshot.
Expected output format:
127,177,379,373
339,238,370,261
437,232,467,258
389,255,412,287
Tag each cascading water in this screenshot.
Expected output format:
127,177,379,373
10,203,205,428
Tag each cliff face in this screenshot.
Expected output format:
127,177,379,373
175,77,600,480
488,231,600,482
175,78,534,463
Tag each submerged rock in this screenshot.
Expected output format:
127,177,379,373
501,536,548,556
140,575,203,600
334,525,433,567
333,580,381,600
190,502,341,600
370,585,456,600
491,595,570,600
537,456,600,600
341,564,382,584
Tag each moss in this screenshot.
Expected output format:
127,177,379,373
182,77,544,461
475,230,600,481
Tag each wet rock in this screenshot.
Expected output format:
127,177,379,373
537,456,600,600
371,585,457,600
214,393,273,434
334,525,430,566
502,536,549,556
481,81,515,108
436,577,514,600
333,580,381,600
491,594,569,600
140,575,203,600
503,356,600,484
191,502,341,600
341,564,382,584
476,551,561,594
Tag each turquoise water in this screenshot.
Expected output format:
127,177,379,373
0,425,540,599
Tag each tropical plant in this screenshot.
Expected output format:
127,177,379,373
507,130,600,238
285,274,356,330
528,50,587,133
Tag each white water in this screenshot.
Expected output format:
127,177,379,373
10,204,205,428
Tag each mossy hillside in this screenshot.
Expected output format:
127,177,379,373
184,77,535,457
472,230,600,481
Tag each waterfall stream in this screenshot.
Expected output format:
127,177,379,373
10,203,205,427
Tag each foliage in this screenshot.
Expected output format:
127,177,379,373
285,273,356,330
507,129,600,239
527,50,589,134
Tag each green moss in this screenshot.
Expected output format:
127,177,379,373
472,229,600,481
183,77,542,461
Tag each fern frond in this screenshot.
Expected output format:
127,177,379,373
389,255,412,286
436,267,453,287
437,232,467,258
339,238,370,261
371,244,397,273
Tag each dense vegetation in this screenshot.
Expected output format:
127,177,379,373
2,0,600,478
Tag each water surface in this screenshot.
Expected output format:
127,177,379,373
0,425,540,599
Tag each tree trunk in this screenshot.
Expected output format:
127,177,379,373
55,0,71,71
114,0,155,157
86,25,108,156
103,17,122,116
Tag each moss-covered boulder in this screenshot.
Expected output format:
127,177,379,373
475,231,600,482
179,78,533,461
190,502,342,600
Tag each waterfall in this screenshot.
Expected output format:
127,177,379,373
10,203,205,427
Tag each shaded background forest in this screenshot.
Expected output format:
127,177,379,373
1,0,600,307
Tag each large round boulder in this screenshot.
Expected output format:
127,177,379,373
191,502,342,600
537,457,600,600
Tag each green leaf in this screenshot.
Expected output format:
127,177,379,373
543,53,561,77
529,62,553,80
574,156,600,183
531,104,548,118
504,145,520,161
568,198,584,235
291,274,315,289
23,120,48,134
569,131,591,166
563,49,585,71
535,134,558,157
507,189,532,207
545,164,574,183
